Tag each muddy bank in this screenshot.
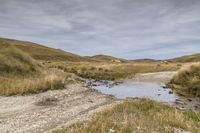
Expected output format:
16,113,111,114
0,83,115,133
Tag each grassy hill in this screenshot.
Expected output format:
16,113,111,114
0,41,40,75
131,58,159,63
169,54,200,63
0,38,86,62
88,54,127,62
0,40,72,96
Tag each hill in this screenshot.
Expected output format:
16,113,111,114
88,54,127,62
131,58,159,63
169,54,200,63
0,42,40,75
0,41,70,96
0,38,86,62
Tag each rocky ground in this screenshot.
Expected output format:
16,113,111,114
0,83,115,133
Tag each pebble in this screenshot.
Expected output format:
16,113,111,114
174,128,190,133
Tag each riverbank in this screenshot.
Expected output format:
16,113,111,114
54,98,200,133
83,71,200,112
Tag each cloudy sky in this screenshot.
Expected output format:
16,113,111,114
0,0,200,59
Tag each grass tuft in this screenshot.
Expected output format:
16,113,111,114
0,69,68,96
54,99,200,133
171,63,200,97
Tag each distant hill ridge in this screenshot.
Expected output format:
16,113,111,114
0,38,200,63
88,54,127,62
168,54,200,63
0,38,85,62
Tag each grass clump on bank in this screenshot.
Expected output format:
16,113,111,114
170,63,200,97
0,69,69,96
54,99,200,133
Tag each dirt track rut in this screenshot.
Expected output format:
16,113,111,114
0,83,115,133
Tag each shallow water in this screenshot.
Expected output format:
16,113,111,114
94,81,179,103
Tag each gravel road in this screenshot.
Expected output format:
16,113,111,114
0,83,115,133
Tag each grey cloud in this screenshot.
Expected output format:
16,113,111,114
0,0,200,59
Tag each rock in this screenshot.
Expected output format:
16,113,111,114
175,99,184,105
36,97,58,106
88,99,93,103
109,129,115,133
169,91,173,94
174,128,190,133
175,99,182,102
194,105,199,109
187,98,192,102
158,94,161,96
161,85,169,89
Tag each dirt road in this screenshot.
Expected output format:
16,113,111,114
132,71,177,83
0,83,115,133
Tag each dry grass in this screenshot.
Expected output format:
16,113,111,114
171,63,200,97
0,69,71,96
0,38,86,62
170,54,200,62
54,99,200,133
48,61,181,80
0,42,40,75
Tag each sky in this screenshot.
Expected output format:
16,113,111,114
0,0,200,59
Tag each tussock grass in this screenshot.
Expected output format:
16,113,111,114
54,99,200,133
0,41,80,96
48,61,180,80
0,69,68,96
0,42,40,75
171,63,200,97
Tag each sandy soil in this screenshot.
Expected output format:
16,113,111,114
132,71,177,83
0,83,115,133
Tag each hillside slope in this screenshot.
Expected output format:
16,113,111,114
0,42,40,75
169,54,200,63
89,54,127,62
0,38,86,61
